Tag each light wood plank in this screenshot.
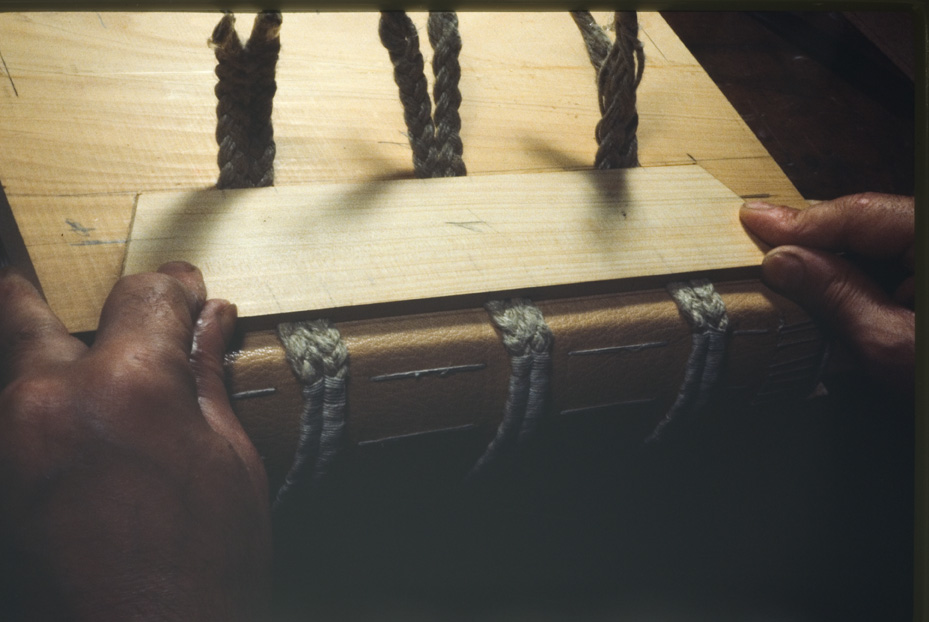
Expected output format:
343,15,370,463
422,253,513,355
124,165,764,322
0,12,805,331
8,194,135,331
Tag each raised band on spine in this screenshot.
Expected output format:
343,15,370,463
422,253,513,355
646,279,729,443
273,319,349,511
467,299,553,481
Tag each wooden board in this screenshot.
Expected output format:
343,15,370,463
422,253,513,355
0,12,807,331
124,165,763,321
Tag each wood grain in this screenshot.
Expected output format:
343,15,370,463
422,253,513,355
124,165,764,321
0,12,805,331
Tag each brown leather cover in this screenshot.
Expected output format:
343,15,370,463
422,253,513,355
227,279,825,492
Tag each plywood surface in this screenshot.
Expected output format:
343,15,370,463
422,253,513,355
0,11,806,331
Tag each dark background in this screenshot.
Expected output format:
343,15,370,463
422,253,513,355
270,12,917,621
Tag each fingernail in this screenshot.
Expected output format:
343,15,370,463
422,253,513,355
158,260,199,274
762,248,805,292
742,200,777,210
218,301,238,344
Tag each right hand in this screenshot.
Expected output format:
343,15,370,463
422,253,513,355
739,192,915,399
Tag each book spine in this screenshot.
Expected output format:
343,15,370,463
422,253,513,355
226,279,827,496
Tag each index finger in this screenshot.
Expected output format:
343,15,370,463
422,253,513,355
740,193,914,262
0,267,87,386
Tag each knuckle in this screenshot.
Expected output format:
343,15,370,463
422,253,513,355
0,374,82,479
113,272,195,320
845,192,879,209
853,309,915,376
90,348,195,409
1,374,73,425
1,317,61,356
0,269,30,302
818,272,863,322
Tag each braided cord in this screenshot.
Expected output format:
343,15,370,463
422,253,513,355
427,11,466,177
244,11,281,188
380,11,466,179
572,11,644,169
379,11,437,179
467,299,553,481
273,319,349,511
646,280,729,443
211,11,281,189
595,12,643,169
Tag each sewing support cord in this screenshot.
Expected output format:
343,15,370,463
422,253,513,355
571,11,644,169
467,299,553,482
273,319,349,511
646,279,729,443
211,10,281,189
380,11,466,179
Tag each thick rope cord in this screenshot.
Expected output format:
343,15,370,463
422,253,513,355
243,11,281,188
467,299,553,481
379,11,437,179
646,280,729,443
572,11,644,169
380,11,466,178
210,11,281,189
570,10,612,71
273,319,349,511
212,14,251,189
427,12,467,177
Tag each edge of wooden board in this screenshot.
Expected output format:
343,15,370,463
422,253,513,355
124,164,767,326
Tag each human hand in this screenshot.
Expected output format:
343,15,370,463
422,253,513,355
0,262,271,620
739,193,915,399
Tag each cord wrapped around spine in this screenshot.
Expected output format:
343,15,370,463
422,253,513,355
273,320,349,511
467,299,553,481
646,280,729,443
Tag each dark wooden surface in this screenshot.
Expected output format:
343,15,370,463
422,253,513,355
662,11,915,201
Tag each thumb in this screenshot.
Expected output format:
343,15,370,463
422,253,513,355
761,246,915,398
190,300,269,498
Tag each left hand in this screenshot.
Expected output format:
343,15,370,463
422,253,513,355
0,262,271,621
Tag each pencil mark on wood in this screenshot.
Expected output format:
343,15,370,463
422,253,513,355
69,240,124,247
0,50,18,97
446,220,489,233
741,193,772,199
97,13,107,29
371,363,486,382
640,27,668,62
66,219,95,236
